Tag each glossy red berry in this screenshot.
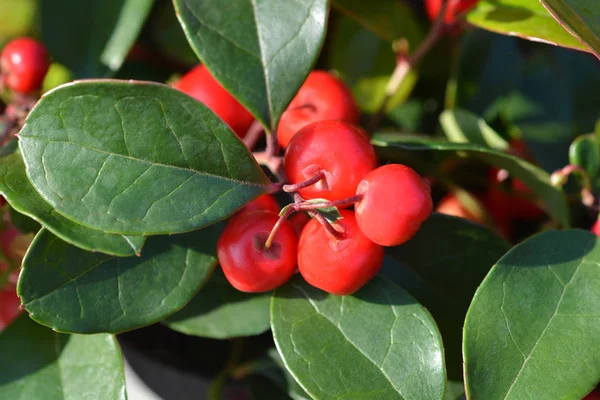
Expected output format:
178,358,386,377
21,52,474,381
284,120,377,201
591,219,600,237
217,211,297,292
0,287,21,331
584,389,600,400
355,164,432,246
289,212,309,235
277,71,360,148
298,210,383,295
173,65,254,138
425,0,478,24
242,194,280,215
0,37,50,93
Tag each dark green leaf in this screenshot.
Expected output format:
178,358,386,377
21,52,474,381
19,81,269,235
569,134,600,192
440,109,509,150
271,276,446,400
0,140,18,158
0,314,126,399
9,208,40,234
331,0,424,42
174,0,329,131
541,0,600,59
163,269,270,339
382,213,509,380
445,381,466,400
464,230,600,399
18,226,221,333
371,135,570,226
41,0,154,77
329,16,418,113
0,152,144,256
466,0,587,53
150,0,197,66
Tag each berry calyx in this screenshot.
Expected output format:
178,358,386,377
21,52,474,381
0,37,50,94
277,71,359,148
284,120,377,201
173,65,254,137
425,0,478,24
355,164,432,246
298,210,383,295
217,211,297,292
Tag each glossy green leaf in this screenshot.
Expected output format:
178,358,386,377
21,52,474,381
174,0,329,131
382,213,509,380
569,134,600,192
0,315,126,399
41,0,154,77
371,135,570,226
464,230,600,399
19,226,221,333
163,269,270,339
445,381,466,400
329,16,419,114
466,0,588,53
0,152,144,257
440,109,509,150
271,276,446,400
19,80,269,235
541,0,600,59
331,0,424,42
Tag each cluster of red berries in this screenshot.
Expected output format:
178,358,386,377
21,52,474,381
218,119,432,295
0,37,51,94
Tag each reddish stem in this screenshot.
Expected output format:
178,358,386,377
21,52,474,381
294,194,364,211
306,209,345,240
264,206,295,249
243,120,265,150
282,170,325,193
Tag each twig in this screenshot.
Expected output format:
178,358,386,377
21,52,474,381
243,120,265,150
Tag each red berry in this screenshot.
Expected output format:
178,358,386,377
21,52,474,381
0,287,21,331
425,0,478,24
284,120,377,201
277,71,360,148
173,65,254,138
217,211,297,292
584,390,600,400
289,212,309,235
242,194,280,215
0,37,50,93
591,219,600,236
355,164,432,246
298,210,383,295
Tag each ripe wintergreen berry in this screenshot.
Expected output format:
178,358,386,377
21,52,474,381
0,37,50,93
283,120,377,201
425,0,479,24
277,71,359,148
172,65,254,138
298,210,383,295
242,194,280,215
355,164,432,246
217,211,297,293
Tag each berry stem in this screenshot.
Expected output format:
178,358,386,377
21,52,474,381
369,0,449,131
293,193,345,240
282,170,325,192
294,194,364,211
242,120,265,150
264,206,295,249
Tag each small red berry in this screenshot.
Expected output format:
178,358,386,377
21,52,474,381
289,212,309,235
355,164,432,246
277,71,360,148
217,211,297,292
284,120,377,201
425,0,478,24
0,287,21,332
0,37,50,93
173,65,254,138
584,389,600,400
591,219,600,237
242,194,280,215
298,210,383,295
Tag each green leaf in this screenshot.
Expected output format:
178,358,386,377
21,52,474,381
445,381,466,400
440,109,509,150
541,0,600,59
163,269,270,339
464,230,600,399
466,0,588,53
382,213,509,380
19,80,269,235
371,135,570,226
18,226,221,333
331,0,424,42
0,152,144,257
271,276,446,400
41,0,154,77
569,134,600,192
150,0,197,66
174,0,329,131
329,16,419,114
0,315,126,399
